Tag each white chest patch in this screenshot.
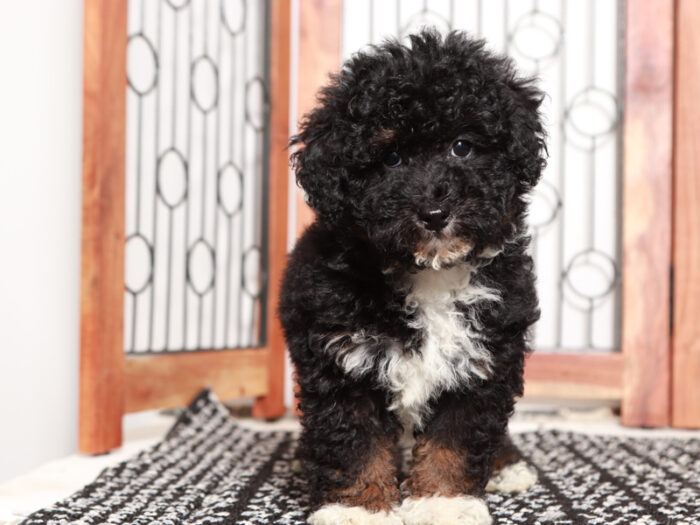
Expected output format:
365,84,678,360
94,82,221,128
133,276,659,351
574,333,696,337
327,263,501,430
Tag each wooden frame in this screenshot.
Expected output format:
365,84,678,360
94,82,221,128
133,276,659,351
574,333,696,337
79,0,128,454
295,0,679,427
523,353,623,401
619,0,674,427
527,0,676,426
672,0,700,429
295,0,343,237
287,0,343,416
252,0,292,421
79,0,291,454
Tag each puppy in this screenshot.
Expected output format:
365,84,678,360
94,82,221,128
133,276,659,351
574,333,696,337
280,30,545,525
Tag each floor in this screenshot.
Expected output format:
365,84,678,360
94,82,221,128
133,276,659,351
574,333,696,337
1,402,697,525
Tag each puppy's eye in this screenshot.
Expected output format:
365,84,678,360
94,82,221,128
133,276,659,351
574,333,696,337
450,140,472,158
383,150,402,168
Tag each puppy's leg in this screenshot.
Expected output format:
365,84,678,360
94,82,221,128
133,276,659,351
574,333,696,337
399,435,491,525
486,434,537,494
300,386,402,525
398,392,506,525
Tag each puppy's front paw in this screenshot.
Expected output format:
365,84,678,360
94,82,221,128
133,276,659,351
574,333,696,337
308,504,402,525
398,495,492,525
486,460,537,493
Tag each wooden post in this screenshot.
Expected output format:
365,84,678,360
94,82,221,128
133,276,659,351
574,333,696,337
79,0,128,454
295,0,343,236
620,0,674,427
287,0,343,415
672,0,700,429
252,0,292,420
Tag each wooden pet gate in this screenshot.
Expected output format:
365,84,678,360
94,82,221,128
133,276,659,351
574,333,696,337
80,0,699,455
80,0,290,454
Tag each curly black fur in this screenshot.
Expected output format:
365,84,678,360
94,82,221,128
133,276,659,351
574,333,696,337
280,30,545,517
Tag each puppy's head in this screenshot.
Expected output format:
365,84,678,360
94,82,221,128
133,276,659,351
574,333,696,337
291,30,546,269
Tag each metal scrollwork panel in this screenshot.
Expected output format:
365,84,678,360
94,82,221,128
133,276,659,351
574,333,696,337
124,0,271,354
343,0,624,352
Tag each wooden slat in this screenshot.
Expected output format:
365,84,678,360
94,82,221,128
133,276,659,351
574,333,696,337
126,350,268,413
294,0,343,236
620,0,674,427
524,353,623,400
287,0,343,417
672,0,700,429
79,0,128,455
251,0,291,419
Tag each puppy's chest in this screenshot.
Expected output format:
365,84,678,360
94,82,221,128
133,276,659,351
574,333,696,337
335,264,500,428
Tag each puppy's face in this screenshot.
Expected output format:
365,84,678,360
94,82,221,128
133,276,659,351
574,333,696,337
292,31,546,269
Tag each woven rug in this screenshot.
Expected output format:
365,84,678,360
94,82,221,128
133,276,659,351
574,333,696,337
22,390,699,525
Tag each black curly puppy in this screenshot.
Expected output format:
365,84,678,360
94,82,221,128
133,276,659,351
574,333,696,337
280,30,545,525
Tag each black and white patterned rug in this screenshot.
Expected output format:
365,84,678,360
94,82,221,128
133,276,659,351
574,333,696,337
22,390,699,525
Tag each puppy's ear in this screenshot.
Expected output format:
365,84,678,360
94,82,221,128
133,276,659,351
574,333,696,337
290,100,349,226
506,77,547,189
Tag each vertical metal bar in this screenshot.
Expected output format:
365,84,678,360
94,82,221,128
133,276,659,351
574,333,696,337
171,6,178,146
132,92,144,351
140,0,145,31
587,0,595,86
237,0,248,347
211,0,224,347
197,2,210,349
248,28,263,345
586,0,596,344
197,295,204,349
396,0,401,37
135,97,143,233
183,0,194,349
129,0,147,353
587,299,594,348
164,210,174,349
258,0,272,346
224,216,234,345
129,291,137,351
204,0,210,56
588,138,596,249
153,0,164,351
503,0,509,53
555,0,567,348
224,30,237,347
476,0,482,38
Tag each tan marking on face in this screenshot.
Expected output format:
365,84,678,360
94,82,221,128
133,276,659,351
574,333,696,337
414,237,474,270
371,127,398,147
402,437,476,498
330,438,400,512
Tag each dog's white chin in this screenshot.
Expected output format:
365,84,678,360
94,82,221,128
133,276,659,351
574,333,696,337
307,504,402,525
486,460,537,493
398,495,492,525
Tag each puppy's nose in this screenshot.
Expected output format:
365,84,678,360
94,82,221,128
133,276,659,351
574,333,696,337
419,207,449,232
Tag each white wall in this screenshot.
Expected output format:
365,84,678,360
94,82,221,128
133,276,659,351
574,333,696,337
0,0,83,483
